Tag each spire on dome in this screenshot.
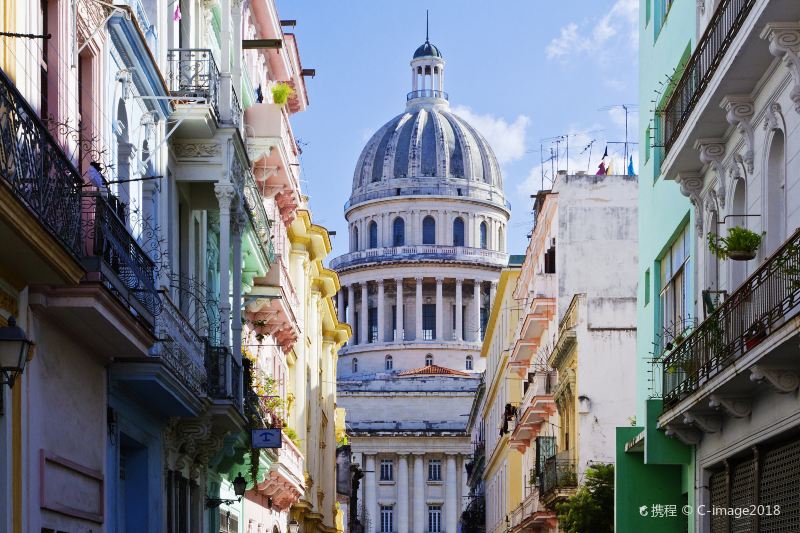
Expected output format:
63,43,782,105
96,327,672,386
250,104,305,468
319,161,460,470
426,9,429,42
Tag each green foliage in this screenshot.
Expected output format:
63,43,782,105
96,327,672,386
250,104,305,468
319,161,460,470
708,227,764,259
283,426,301,447
271,83,294,105
555,463,614,533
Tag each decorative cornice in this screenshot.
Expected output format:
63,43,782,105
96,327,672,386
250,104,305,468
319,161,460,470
173,142,222,159
675,171,705,235
761,22,800,113
750,365,800,393
694,138,726,209
764,102,784,132
720,95,755,173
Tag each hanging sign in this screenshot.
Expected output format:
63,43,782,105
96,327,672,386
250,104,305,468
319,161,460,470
252,428,282,448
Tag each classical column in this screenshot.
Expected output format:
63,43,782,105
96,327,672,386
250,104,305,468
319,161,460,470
415,277,424,341
337,290,345,323
214,183,235,348
435,277,444,341
489,281,498,317
472,280,481,342
455,279,463,341
365,454,377,533
395,278,404,341
231,210,244,352
445,455,457,533
460,454,470,514
398,454,410,533
347,284,355,346
377,279,385,343
361,282,369,344
413,453,425,533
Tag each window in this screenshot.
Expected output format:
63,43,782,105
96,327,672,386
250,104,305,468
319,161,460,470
453,217,465,246
423,216,436,245
428,505,442,532
352,358,358,373
466,355,473,370
480,221,488,249
644,268,651,306
393,217,405,246
380,505,394,533
369,221,378,248
659,226,691,341
645,125,652,163
544,238,556,273
352,227,359,252
422,304,436,339
428,459,441,481
369,307,378,343
425,354,433,367
656,0,675,36
385,355,393,370
380,459,394,481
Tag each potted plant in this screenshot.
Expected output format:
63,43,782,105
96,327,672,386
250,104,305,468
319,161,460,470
708,227,764,261
744,320,767,351
271,82,294,106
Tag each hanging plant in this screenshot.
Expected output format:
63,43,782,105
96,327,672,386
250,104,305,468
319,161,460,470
708,227,764,261
271,83,294,106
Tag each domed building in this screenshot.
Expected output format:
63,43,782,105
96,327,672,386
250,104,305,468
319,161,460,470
332,35,510,533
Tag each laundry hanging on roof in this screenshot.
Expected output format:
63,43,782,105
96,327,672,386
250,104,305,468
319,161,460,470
627,155,635,176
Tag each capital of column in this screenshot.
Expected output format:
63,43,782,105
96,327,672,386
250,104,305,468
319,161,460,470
435,277,444,284
376,278,384,287
214,182,237,212
455,278,463,286
394,277,404,285
415,276,424,283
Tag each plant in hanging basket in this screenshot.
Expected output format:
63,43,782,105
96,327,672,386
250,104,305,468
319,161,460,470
271,82,294,105
708,227,764,261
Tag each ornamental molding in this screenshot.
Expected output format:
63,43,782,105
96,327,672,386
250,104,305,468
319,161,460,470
763,102,784,132
665,424,702,445
173,142,222,159
675,171,705,235
214,182,237,211
683,413,722,433
761,22,800,113
697,0,705,15
709,395,752,418
720,95,755,173
750,365,800,393
694,138,726,208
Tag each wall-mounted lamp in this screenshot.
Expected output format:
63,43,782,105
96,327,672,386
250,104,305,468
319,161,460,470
288,519,300,533
0,316,34,388
206,472,247,508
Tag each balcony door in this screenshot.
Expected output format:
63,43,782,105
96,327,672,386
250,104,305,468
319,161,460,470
422,303,436,340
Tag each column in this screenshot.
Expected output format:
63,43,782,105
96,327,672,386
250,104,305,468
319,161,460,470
365,454,377,533
337,290,345,323
489,281,498,317
231,211,244,350
445,455,457,533
347,284,355,346
435,277,444,341
415,277,423,341
377,279,385,343
466,214,474,247
472,280,481,342
413,454,425,533
361,282,369,344
460,454,470,514
455,279,463,342
395,278,404,341
214,183,235,348
398,454,410,533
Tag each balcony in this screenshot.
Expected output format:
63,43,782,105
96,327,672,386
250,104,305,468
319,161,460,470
345,180,510,212
658,0,793,179
407,89,449,101
243,168,275,266
509,279,556,376
254,432,305,510
244,283,300,354
0,66,84,284
330,245,508,271
539,455,577,504
508,372,557,452
508,490,557,533
660,229,800,424
205,342,243,423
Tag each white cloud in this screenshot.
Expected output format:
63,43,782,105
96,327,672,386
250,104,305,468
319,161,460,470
546,0,638,60
450,105,530,165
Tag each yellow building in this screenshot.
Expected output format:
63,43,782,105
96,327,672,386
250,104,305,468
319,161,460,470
479,261,524,533
288,207,351,533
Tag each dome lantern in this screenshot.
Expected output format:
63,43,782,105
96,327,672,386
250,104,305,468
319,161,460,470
409,12,447,103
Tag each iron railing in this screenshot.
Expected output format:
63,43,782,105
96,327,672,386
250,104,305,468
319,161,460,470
0,67,83,257
81,192,160,325
660,0,756,155
662,229,800,409
242,168,275,264
166,48,220,119
205,341,242,410
345,184,510,211
539,456,577,497
151,291,206,395
230,85,242,129
407,89,449,101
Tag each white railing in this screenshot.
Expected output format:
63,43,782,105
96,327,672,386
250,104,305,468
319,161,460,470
277,431,305,483
530,272,557,300
330,245,508,270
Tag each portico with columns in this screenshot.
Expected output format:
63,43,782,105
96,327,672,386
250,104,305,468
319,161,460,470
334,31,509,533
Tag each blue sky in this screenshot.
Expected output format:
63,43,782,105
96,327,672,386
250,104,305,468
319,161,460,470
277,0,639,258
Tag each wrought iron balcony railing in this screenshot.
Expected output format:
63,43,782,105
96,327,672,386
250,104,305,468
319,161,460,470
0,67,83,257
230,84,242,129
205,341,242,410
662,229,800,409
660,0,756,156
151,291,207,395
539,456,577,497
242,167,275,264
407,89,449,101
81,192,160,326
166,48,220,118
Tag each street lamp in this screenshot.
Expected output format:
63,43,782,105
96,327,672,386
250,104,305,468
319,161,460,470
288,519,300,533
0,316,33,387
206,472,248,508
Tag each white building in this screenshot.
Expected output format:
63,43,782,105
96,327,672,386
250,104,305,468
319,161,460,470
332,36,510,533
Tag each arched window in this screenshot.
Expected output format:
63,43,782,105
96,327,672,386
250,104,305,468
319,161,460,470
385,354,393,370
766,130,786,254
352,358,359,373
369,221,378,249
352,226,359,252
393,217,405,246
453,217,465,247
425,354,433,366
480,221,488,249
422,216,436,245
466,355,473,370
